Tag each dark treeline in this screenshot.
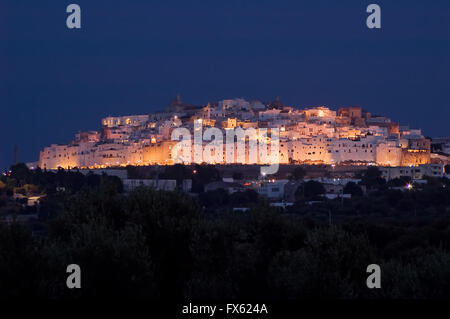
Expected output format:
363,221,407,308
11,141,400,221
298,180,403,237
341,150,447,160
1,165,450,299
0,163,123,197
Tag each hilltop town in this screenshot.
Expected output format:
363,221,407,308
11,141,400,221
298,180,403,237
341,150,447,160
35,96,440,171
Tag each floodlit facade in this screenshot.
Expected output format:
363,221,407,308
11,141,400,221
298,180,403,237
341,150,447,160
37,97,432,169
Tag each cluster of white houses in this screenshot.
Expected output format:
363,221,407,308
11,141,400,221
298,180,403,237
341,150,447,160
37,96,435,170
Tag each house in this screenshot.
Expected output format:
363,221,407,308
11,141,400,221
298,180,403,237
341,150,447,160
122,179,192,192
256,180,289,200
322,183,344,195
283,181,303,202
323,193,351,200
204,181,245,194
380,164,444,181
27,195,46,206
270,202,294,209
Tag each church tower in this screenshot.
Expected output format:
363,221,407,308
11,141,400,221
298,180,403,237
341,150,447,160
269,96,284,109
203,102,211,119
166,94,184,112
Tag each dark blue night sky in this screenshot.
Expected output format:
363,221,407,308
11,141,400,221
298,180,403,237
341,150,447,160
1,0,449,170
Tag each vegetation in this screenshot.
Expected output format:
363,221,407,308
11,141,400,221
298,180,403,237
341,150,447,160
343,182,363,197
1,164,450,299
290,167,306,181
295,180,325,200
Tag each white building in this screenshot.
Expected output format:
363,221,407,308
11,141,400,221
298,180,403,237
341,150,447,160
256,180,289,199
380,164,444,180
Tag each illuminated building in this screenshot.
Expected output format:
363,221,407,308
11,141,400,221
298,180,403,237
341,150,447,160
37,98,432,169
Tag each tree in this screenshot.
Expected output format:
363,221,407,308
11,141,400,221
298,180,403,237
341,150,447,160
267,228,375,298
191,165,221,193
86,172,101,188
127,188,201,299
360,166,385,189
0,223,44,298
232,171,244,181
100,174,124,194
199,189,230,208
161,164,192,189
10,163,32,187
44,219,155,298
387,176,411,188
290,167,306,181
229,189,259,206
343,182,363,197
296,181,325,199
